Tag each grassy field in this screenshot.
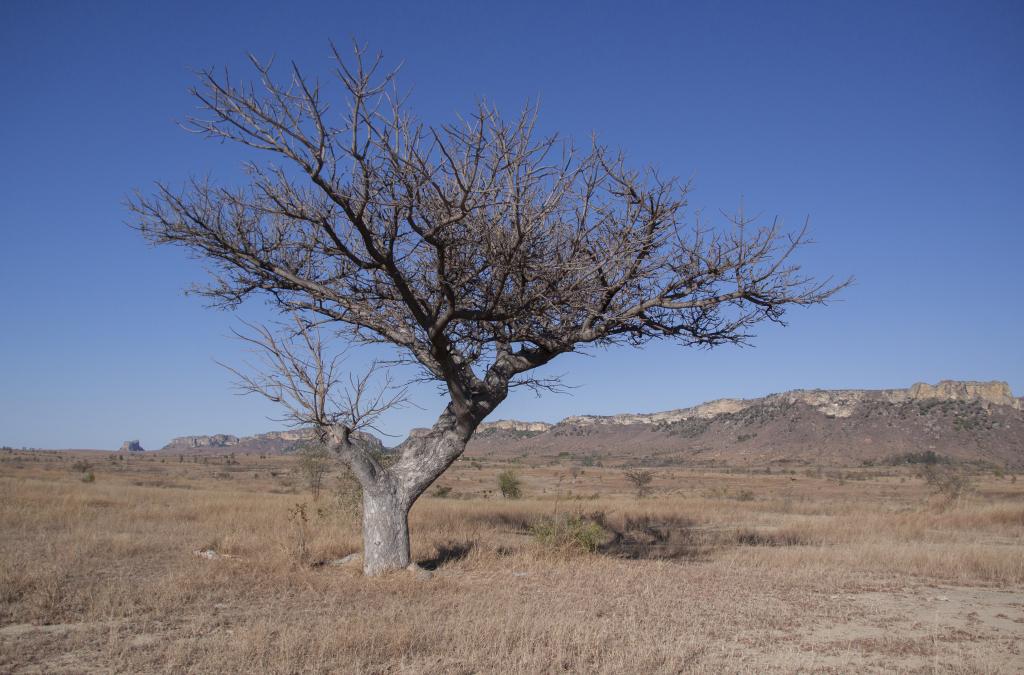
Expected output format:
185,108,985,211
1,449,1022,673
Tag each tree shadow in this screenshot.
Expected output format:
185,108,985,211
418,541,475,570
595,514,716,561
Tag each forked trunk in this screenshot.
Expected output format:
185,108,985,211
355,414,473,576
361,485,410,576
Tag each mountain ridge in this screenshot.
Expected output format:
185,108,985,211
155,380,1023,467
158,428,383,455
476,380,1022,432
466,380,1024,468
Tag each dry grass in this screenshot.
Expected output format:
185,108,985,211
1,449,1022,673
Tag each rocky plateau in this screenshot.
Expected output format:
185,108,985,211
157,380,1023,467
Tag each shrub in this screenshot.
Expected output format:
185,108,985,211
624,469,654,498
433,485,453,498
498,470,522,499
530,514,605,553
81,471,95,483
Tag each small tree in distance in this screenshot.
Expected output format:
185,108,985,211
129,42,849,576
296,441,330,501
624,469,655,498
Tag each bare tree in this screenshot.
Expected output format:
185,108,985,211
129,43,849,575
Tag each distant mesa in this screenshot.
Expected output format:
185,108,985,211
156,380,1024,468
479,419,553,434
159,428,383,455
464,380,1024,469
119,440,145,452
556,380,1022,427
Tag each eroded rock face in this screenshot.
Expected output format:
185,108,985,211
160,428,384,454
556,380,1020,426
478,420,553,433
466,380,1024,468
909,381,1018,407
562,398,750,427
119,440,144,452
167,434,240,449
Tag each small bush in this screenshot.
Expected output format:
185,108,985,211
531,514,605,553
433,485,453,498
81,471,95,483
498,470,522,499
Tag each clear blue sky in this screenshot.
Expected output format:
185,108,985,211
1,0,1021,450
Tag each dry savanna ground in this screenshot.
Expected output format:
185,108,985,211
1,448,1022,673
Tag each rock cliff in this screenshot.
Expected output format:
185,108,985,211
554,380,1020,427
478,419,553,434
160,428,383,454
465,380,1024,468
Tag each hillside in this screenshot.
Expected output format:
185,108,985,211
464,380,1024,468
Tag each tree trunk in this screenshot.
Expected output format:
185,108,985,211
354,410,474,576
361,483,411,576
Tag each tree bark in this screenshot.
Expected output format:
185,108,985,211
361,482,411,576
355,407,475,576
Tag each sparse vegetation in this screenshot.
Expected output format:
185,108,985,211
1,450,1022,672
886,450,951,466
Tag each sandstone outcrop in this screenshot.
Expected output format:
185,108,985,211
554,380,1020,427
465,380,1024,468
160,428,383,455
119,440,144,452
168,434,240,449
478,419,553,434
